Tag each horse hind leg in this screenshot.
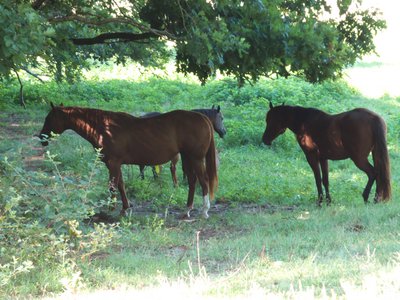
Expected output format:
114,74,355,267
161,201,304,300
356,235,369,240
192,159,210,219
352,157,376,203
184,159,197,218
170,154,179,187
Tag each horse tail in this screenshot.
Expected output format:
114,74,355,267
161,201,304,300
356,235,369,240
372,118,391,201
206,131,218,200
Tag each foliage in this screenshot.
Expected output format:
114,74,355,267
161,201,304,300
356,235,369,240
0,0,386,84
0,0,170,83
0,156,120,297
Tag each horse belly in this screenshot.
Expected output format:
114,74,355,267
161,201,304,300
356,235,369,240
320,141,349,160
123,148,178,165
321,128,350,160
324,149,349,160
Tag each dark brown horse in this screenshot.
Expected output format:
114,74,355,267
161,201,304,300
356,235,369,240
139,105,226,185
38,103,218,218
262,102,391,205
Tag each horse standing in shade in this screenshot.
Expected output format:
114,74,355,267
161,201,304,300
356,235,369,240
39,103,218,218
139,105,226,186
262,102,391,205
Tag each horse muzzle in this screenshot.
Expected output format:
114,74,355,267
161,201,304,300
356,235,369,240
218,130,227,138
262,134,272,146
263,140,272,146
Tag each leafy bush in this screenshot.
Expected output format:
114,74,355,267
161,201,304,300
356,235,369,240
0,148,121,295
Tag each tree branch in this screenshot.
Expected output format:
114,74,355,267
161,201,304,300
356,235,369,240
49,14,177,40
21,67,45,82
13,68,26,109
71,31,157,45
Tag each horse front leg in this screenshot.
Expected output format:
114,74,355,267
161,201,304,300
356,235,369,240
151,166,159,180
139,165,145,180
305,152,323,206
180,154,188,184
107,162,130,214
320,159,331,205
117,170,130,212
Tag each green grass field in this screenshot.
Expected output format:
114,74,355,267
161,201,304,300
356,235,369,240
1,72,400,299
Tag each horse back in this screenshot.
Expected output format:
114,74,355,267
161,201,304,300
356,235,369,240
299,108,380,160
315,108,382,159
105,110,213,165
164,110,213,152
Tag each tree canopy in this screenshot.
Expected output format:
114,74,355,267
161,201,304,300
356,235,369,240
0,0,386,84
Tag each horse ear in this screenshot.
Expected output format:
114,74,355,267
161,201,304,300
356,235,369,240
60,103,64,107
211,104,215,110
50,102,55,109
217,105,220,112
281,102,285,106
269,101,273,109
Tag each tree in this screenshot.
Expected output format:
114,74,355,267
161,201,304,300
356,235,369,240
0,0,386,87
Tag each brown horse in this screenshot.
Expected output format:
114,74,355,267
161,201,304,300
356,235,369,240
262,102,391,205
139,105,226,185
38,103,218,218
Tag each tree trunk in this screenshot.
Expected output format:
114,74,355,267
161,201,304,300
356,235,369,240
13,69,26,109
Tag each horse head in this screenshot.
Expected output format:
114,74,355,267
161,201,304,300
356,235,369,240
211,104,227,138
38,102,66,146
262,102,287,145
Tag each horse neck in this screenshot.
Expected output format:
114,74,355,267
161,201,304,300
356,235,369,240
62,107,102,147
284,106,314,134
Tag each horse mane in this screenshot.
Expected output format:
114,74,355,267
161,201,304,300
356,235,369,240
279,105,329,121
286,105,325,114
62,106,134,124
192,108,215,119
59,106,135,147
141,111,162,118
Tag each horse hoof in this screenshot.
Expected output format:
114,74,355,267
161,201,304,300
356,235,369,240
373,195,381,204
120,208,131,216
202,211,209,219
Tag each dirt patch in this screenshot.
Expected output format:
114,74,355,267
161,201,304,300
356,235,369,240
347,222,365,233
87,200,297,226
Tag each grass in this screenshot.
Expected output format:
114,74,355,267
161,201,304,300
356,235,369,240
1,72,400,299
